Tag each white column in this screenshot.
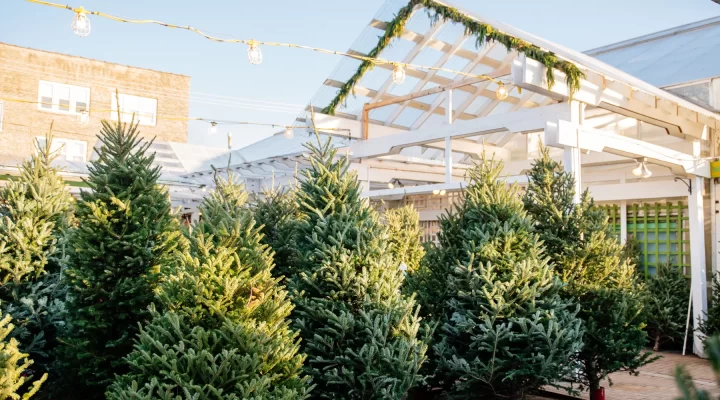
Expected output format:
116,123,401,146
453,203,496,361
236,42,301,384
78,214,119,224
690,176,708,357
445,89,453,183
564,101,584,204
620,200,628,244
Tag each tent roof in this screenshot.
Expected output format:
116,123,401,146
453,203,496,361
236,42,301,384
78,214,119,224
586,16,720,88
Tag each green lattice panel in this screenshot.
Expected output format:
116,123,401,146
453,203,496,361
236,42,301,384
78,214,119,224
627,202,689,278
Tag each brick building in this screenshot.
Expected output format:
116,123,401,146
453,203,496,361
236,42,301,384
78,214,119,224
0,42,190,161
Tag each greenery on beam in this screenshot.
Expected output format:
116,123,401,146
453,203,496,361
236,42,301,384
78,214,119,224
323,0,585,116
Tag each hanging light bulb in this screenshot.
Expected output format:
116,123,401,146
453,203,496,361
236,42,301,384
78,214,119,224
208,122,217,135
72,7,91,37
284,126,294,139
200,185,207,192
631,162,644,177
77,110,89,125
495,83,509,100
388,182,395,189
247,41,262,65
432,189,440,195
640,163,653,179
392,64,406,85
439,189,447,196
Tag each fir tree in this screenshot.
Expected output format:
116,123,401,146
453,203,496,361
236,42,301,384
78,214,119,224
383,205,425,273
646,263,690,351
109,176,310,399
675,335,720,400
290,130,427,399
700,277,720,347
54,118,185,398
253,186,300,279
434,156,584,399
523,147,654,398
0,128,74,382
0,314,46,399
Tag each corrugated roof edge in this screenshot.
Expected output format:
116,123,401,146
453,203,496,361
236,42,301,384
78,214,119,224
585,16,720,56
0,41,190,78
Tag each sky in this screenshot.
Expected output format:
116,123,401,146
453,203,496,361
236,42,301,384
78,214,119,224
1,0,719,150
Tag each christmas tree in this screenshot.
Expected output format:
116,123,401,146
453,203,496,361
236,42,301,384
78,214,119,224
54,118,185,398
699,277,720,347
675,335,720,399
383,205,425,273
0,314,46,399
290,127,427,399
108,175,310,399
0,128,74,382
523,147,654,398
252,186,300,279
646,263,690,351
434,156,584,398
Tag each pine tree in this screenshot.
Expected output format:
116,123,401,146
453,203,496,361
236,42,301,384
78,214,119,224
253,186,300,279
108,175,311,399
0,128,74,382
54,118,185,398
383,205,425,273
434,156,584,398
700,277,720,347
646,263,690,351
0,314,46,399
675,335,720,400
523,147,654,398
290,131,427,399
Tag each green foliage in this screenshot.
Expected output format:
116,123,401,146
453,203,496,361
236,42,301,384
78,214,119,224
383,205,425,273
290,133,427,399
0,314,46,400
435,156,584,398
675,335,720,400
646,264,690,351
0,129,74,386
109,176,310,400
700,277,720,348
622,235,643,277
524,147,654,394
323,0,584,115
253,186,300,279
55,119,185,399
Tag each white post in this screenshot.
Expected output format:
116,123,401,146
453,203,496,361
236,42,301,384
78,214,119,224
445,89,453,183
564,101,584,204
689,175,708,357
620,200,628,244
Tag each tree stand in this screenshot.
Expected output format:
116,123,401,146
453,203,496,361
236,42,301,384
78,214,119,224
591,387,605,400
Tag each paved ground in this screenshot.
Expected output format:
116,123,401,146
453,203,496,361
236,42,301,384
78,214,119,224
536,350,720,400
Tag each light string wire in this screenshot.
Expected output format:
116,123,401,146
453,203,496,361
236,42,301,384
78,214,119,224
26,0,508,86
0,96,349,131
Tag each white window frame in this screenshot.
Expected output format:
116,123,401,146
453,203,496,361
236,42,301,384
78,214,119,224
35,137,88,163
0,101,4,132
111,93,157,126
37,80,90,115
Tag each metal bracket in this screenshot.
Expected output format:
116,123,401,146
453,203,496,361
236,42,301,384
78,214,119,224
674,177,692,194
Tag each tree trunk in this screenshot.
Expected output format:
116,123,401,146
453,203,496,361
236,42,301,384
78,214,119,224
653,334,661,352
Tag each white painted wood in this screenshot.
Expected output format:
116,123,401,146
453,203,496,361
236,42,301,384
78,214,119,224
545,120,710,177
446,90,453,183
689,176,708,357
351,103,571,159
586,180,690,202
620,201,628,244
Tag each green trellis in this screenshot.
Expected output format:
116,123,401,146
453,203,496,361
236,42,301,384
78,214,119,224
602,202,690,278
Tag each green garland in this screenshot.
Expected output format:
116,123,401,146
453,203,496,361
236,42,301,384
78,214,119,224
323,0,584,116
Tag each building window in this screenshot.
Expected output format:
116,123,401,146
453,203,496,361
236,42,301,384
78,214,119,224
0,101,3,132
36,137,88,162
37,81,90,115
111,93,157,126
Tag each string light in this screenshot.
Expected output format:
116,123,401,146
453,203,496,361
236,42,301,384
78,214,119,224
247,41,262,65
284,126,294,139
439,189,447,196
495,83,509,100
209,121,217,135
26,0,507,87
71,6,91,37
432,189,440,195
77,110,89,125
392,64,406,85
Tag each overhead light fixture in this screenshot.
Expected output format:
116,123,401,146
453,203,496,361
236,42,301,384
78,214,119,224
72,7,91,37
432,189,440,195
387,181,394,189
200,185,207,192
392,64,406,85
247,41,262,65
284,126,294,139
439,189,447,196
495,83,509,100
209,122,217,135
632,158,652,179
